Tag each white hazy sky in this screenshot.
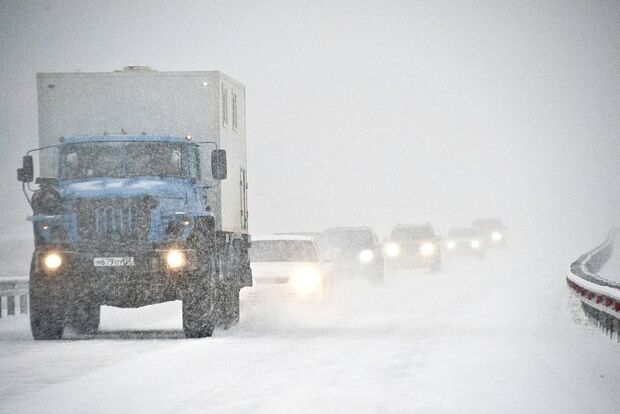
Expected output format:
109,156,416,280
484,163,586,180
1,0,619,248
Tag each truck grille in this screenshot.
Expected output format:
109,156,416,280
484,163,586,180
76,198,151,241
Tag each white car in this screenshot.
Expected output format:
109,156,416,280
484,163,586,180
242,235,332,301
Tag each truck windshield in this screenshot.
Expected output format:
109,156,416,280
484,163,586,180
61,142,188,179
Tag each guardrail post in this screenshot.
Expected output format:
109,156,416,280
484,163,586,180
7,295,15,316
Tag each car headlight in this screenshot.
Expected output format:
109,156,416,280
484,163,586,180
43,252,62,271
446,241,456,250
290,267,322,295
419,242,435,256
359,249,374,263
491,231,503,242
165,249,186,270
471,240,481,249
384,243,400,257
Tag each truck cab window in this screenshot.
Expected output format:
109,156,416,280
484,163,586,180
124,143,187,177
61,143,122,179
61,142,188,179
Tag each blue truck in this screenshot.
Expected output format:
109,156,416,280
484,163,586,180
17,67,251,339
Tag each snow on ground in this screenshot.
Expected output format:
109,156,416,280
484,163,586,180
1,242,619,413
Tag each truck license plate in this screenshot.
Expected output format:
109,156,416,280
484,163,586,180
93,257,135,267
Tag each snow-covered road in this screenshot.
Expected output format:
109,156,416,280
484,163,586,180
1,250,619,413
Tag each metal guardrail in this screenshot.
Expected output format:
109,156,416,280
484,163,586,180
566,229,620,340
0,278,29,318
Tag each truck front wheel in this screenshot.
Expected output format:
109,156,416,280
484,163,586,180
29,256,66,340
68,298,100,335
183,288,217,338
219,284,240,329
182,259,218,338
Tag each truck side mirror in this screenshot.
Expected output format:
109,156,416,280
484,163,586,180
17,155,34,183
211,149,227,180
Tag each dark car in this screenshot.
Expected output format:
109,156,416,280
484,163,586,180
445,227,486,258
472,218,506,248
325,226,384,282
384,223,441,272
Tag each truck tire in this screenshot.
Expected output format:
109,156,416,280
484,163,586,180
183,281,217,338
183,257,218,338
68,298,100,335
219,284,240,329
217,239,245,328
29,256,66,340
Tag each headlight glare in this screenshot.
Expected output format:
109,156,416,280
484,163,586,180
43,253,62,271
447,241,456,250
419,242,435,256
359,249,374,263
491,231,503,242
290,267,322,296
385,243,400,257
166,249,186,270
471,240,481,249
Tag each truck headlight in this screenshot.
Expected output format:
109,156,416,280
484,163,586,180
447,241,456,250
471,240,481,249
44,252,62,271
385,243,400,257
359,249,374,263
165,249,186,270
290,267,322,295
419,242,435,256
491,231,503,242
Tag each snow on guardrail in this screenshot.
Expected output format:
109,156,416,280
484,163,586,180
0,277,29,319
566,229,620,340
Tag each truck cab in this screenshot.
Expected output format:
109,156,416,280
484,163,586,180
18,134,250,339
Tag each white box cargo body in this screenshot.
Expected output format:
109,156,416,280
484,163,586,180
36,66,248,234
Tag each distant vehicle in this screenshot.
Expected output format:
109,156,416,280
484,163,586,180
244,235,332,301
445,227,485,258
384,223,441,272
472,218,506,248
324,226,384,282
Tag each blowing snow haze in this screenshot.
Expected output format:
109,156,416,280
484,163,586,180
1,1,619,245
4,2,620,413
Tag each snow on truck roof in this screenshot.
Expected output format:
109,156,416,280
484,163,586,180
63,135,191,144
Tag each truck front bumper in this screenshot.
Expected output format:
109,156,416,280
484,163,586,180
34,243,200,307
